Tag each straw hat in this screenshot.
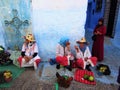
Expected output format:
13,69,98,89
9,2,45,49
76,37,88,44
25,34,35,42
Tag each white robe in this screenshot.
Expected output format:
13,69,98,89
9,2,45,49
75,46,91,60
56,44,71,57
75,46,94,69
21,42,41,69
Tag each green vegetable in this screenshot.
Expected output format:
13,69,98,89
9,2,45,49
83,74,89,80
88,76,94,82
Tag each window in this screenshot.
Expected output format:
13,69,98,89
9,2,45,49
95,0,103,12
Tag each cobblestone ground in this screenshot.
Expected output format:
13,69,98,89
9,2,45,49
0,30,120,90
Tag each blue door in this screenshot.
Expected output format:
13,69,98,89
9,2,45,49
85,2,92,30
85,0,105,31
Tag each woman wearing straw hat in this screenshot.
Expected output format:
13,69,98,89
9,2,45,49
74,37,97,71
17,34,41,70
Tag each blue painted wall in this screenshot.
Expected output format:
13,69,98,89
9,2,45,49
0,0,32,50
85,0,105,31
0,21,5,47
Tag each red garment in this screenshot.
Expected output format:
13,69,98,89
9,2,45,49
89,57,97,66
56,56,68,66
92,26,106,61
76,58,84,69
17,56,41,67
76,57,97,69
18,56,22,67
34,59,41,67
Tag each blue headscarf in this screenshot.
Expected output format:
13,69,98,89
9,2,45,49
59,37,69,47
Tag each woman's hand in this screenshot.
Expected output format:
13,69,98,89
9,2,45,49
74,45,79,52
28,56,33,60
66,44,70,51
84,57,88,61
24,56,30,62
24,56,33,62
97,31,102,35
94,32,98,35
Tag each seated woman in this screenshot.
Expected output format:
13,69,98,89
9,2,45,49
49,37,74,71
17,34,41,70
74,37,97,71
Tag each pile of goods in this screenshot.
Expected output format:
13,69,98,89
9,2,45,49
56,72,73,88
99,66,107,73
96,64,111,75
83,74,94,82
74,69,96,85
0,46,12,65
0,70,12,84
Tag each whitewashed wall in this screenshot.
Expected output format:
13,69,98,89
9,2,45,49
32,0,88,61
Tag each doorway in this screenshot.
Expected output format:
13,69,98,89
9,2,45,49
106,0,118,38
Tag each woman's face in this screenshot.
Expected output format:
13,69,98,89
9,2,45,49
66,42,70,46
25,39,29,44
98,21,102,25
79,43,85,48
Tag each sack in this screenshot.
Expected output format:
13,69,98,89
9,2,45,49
92,35,96,41
96,64,111,75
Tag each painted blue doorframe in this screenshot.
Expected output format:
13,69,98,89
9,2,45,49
85,0,105,31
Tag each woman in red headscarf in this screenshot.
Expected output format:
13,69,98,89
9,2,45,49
92,18,106,61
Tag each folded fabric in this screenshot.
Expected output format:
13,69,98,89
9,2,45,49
74,69,96,85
